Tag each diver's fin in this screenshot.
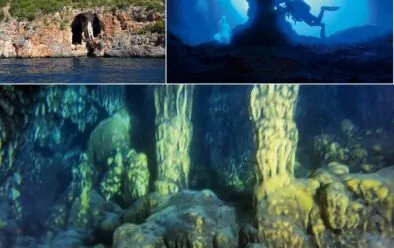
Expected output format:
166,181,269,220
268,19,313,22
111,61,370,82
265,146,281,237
321,6,340,11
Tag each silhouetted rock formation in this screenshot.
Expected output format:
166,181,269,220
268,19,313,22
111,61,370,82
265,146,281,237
232,0,293,46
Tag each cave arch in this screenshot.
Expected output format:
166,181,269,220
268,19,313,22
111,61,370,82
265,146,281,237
71,13,102,45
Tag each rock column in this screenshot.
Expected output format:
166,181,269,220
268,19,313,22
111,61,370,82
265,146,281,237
154,85,194,195
232,0,290,45
249,84,299,201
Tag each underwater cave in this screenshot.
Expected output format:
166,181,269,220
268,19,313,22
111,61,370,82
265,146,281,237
2,85,394,247
71,12,102,45
167,0,249,45
168,0,393,45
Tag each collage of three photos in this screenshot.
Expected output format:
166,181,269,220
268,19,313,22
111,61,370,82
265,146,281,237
0,0,393,247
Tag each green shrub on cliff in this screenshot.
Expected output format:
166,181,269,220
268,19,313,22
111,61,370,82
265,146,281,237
124,0,163,11
0,0,8,6
137,19,164,35
2,0,164,20
10,0,64,19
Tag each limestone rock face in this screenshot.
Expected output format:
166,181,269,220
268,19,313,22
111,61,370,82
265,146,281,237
0,6,164,58
105,44,165,58
0,39,16,57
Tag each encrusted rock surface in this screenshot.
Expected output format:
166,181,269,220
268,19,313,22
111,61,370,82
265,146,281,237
115,190,238,248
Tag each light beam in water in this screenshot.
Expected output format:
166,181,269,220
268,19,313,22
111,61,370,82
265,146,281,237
231,0,249,21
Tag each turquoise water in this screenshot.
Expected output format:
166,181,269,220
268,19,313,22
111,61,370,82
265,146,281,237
0,58,165,83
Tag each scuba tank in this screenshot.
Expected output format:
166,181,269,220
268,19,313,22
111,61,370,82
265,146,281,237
287,0,312,23
292,0,312,12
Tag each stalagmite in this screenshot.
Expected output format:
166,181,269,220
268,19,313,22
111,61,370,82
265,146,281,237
249,84,299,200
153,85,194,195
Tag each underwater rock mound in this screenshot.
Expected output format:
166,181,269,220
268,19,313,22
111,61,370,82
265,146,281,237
167,31,393,83
231,0,293,46
88,108,133,166
115,190,238,248
245,163,394,247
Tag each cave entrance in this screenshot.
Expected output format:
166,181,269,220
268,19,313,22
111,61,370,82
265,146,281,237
92,14,102,37
231,0,249,21
71,13,102,45
71,14,85,45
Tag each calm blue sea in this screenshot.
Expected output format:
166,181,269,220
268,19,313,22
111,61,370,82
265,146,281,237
0,58,165,83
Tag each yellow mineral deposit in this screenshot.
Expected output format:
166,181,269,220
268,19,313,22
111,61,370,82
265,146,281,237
88,108,132,165
248,85,394,247
123,149,150,203
153,85,194,195
249,84,299,200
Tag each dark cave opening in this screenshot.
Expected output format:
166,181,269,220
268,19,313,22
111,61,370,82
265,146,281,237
92,14,102,37
71,14,86,45
71,13,102,45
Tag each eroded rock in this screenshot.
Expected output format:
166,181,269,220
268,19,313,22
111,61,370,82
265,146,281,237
114,190,238,248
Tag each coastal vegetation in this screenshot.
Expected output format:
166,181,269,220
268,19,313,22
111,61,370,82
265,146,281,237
0,0,164,21
137,18,165,35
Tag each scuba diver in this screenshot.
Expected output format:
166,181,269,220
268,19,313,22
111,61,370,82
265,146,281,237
274,0,340,38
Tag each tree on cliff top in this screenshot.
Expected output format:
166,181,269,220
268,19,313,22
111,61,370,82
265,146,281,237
1,2,13,22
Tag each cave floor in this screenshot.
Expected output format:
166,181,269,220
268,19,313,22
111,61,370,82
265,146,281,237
167,35,393,84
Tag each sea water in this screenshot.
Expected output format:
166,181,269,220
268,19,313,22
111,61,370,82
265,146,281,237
0,57,165,83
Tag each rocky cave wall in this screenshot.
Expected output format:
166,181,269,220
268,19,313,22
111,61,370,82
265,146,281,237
194,85,394,193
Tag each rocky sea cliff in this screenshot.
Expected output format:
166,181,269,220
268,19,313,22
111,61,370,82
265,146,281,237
0,5,165,58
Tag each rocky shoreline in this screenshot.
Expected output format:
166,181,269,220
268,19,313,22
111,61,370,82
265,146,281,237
0,6,165,58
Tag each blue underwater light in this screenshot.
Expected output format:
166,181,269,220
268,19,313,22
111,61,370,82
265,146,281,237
214,16,232,44
177,0,378,44
285,0,370,38
231,0,249,21
211,0,249,43
228,0,371,38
